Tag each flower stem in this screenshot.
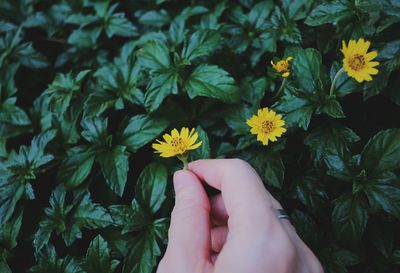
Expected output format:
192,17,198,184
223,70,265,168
177,154,189,170
329,68,345,96
274,77,287,99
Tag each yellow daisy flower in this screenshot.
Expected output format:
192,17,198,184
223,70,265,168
341,38,379,83
271,56,293,77
246,107,287,146
152,127,202,158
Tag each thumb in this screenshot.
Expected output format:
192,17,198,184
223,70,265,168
166,170,211,260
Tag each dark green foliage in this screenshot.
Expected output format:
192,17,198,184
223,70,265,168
0,1,399,273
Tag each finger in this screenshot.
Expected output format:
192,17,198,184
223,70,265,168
189,159,278,232
166,170,211,260
210,194,228,225
211,225,228,253
269,195,296,235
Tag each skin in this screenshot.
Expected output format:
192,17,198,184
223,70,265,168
157,159,324,273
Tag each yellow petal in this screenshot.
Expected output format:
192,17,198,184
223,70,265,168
366,67,379,75
341,40,348,54
368,61,379,68
163,133,173,143
365,51,377,61
359,39,371,54
348,40,357,51
171,129,179,138
188,141,202,150
181,127,189,140
187,132,199,146
354,74,364,83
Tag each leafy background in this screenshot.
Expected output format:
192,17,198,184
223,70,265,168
1,0,400,272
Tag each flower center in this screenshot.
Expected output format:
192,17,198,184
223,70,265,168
261,120,274,134
349,54,366,71
171,137,185,152
277,61,289,73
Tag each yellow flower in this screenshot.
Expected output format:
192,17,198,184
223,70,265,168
341,38,379,83
271,56,293,77
246,107,287,146
152,127,202,158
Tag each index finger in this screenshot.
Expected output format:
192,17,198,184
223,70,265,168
188,159,277,232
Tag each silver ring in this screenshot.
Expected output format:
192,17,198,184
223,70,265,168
275,209,290,220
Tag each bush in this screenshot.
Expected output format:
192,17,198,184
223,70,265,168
1,0,400,272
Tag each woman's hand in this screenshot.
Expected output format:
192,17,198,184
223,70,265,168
157,159,324,273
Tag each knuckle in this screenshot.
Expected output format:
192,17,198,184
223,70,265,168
229,158,252,170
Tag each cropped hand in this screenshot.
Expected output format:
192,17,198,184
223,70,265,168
156,159,324,273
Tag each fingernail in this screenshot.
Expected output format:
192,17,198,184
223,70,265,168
173,170,187,192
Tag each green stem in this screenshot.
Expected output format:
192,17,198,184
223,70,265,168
329,68,345,96
177,154,189,170
274,77,287,98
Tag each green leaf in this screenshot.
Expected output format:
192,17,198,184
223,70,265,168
283,0,313,21
248,150,285,188
83,90,118,118
5,130,55,171
324,154,360,182
169,18,186,46
144,72,179,112
189,126,211,160
305,122,360,162
291,47,328,93
82,235,119,273
185,64,240,103
71,190,113,231
138,40,179,111
360,129,400,175
84,53,143,117
34,188,113,252
29,245,84,273
0,130,56,224
0,100,31,125
81,117,109,146
120,114,169,152
181,29,220,62
0,171,25,225
332,194,368,245
109,201,147,235
138,10,170,27
98,146,129,196
274,93,314,130
305,2,353,26
248,1,274,29
0,208,23,249
330,62,358,97
68,28,100,48
294,171,330,217
365,175,400,219
138,40,172,71
105,12,137,38
136,162,167,214
290,209,320,250
43,70,90,117
122,232,160,273
57,146,96,188
0,250,11,273
316,95,345,118
17,42,49,69
224,103,257,135
120,215,169,273
0,62,18,99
